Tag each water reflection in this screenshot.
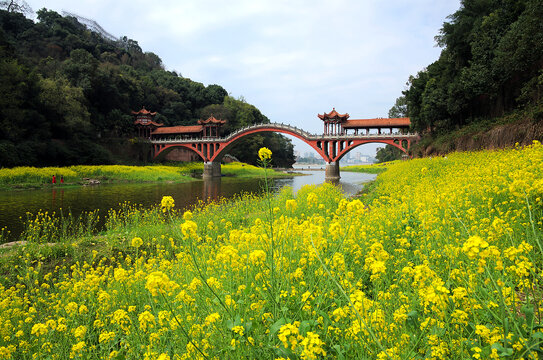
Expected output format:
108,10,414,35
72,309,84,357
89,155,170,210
51,188,65,209
272,170,375,196
203,178,221,201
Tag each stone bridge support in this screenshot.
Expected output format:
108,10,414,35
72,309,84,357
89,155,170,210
203,161,221,179
325,162,340,181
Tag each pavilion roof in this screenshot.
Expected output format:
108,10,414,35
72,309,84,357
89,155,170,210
134,119,163,127
151,125,203,135
342,117,411,128
318,108,350,121
131,106,157,116
198,115,226,125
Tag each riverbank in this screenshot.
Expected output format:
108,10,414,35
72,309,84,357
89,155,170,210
0,143,541,359
341,161,398,174
0,162,292,190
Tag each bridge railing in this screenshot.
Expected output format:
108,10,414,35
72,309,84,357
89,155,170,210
149,122,419,144
225,123,315,140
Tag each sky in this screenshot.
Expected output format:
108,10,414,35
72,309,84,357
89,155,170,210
25,0,461,157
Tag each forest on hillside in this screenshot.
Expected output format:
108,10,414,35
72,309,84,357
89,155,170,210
378,0,543,161
402,0,543,135
0,7,295,167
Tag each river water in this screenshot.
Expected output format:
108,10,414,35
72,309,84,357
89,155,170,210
0,170,376,240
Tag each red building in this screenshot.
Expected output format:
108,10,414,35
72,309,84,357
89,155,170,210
134,112,227,161
148,115,227,140
132,107,163,138
198,116,226,138
342,117,411,135
318,108,410,135
318,108,350,135
151,125,204,139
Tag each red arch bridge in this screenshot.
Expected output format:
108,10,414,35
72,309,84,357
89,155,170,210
150,123,419,180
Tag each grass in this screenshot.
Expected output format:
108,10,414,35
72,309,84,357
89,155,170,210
341,161,399,174
222,162,293,178
0,162,290,190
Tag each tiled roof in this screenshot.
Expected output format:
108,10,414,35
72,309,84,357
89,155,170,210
134,119,163,127
152,125,203,135
198,115,226,125
318,108,350,121
131,107,157,116
342,118,411,128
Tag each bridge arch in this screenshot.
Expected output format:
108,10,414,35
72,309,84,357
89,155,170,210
333,139,409,162
152,143,206,162
211,126,327,162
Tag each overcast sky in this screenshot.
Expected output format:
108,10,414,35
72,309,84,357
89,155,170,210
25,0,460,156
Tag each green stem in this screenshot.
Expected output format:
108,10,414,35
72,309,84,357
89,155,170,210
262,161,277,315
309,234,392,360
160,292,210,360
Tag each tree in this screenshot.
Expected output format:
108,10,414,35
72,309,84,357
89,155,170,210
38,76,91,138
199,104,232,122
0,0,32,15
119,36,142,54
36,8,62,27
388,95,407,118
377,96,409,163
204,84,228,105
375,145,402,163
404,0,543,137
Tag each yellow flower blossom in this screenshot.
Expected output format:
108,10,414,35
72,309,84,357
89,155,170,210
131,236,143,248
258,147,272,161
160,196,175,213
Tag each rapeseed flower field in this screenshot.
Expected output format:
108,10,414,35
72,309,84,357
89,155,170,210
0,142,542,359
0,162,288,188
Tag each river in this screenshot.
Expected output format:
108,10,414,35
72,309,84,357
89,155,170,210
0,170,376,240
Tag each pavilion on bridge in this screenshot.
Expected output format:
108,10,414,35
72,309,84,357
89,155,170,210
132,107,227,140
151,115,226,140
132,107,163,138
132,108,227,161
318,108,410,135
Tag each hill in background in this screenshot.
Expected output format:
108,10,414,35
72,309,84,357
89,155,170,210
0,8,295,167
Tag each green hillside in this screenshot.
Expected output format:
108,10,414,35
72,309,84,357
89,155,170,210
0,8,295,167
381,0,543,159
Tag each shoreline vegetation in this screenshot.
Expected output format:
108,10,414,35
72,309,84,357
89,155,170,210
0,143,541,358
341,161,398,174
0,162,294,191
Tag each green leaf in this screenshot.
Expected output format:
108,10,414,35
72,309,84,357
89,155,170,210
244,321,253,334
269,317,287,336
492,343,514,357
299,320,315,335
522,304,534,325
333,344,345,360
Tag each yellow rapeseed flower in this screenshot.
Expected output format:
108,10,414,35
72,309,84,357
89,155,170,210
30,323,48,337
131,237,143,248
145,271,173,296
160,195,175,213
258,147,272,161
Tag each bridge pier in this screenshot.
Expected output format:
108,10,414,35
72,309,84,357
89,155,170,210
325,161,340,181
203,161,221,179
